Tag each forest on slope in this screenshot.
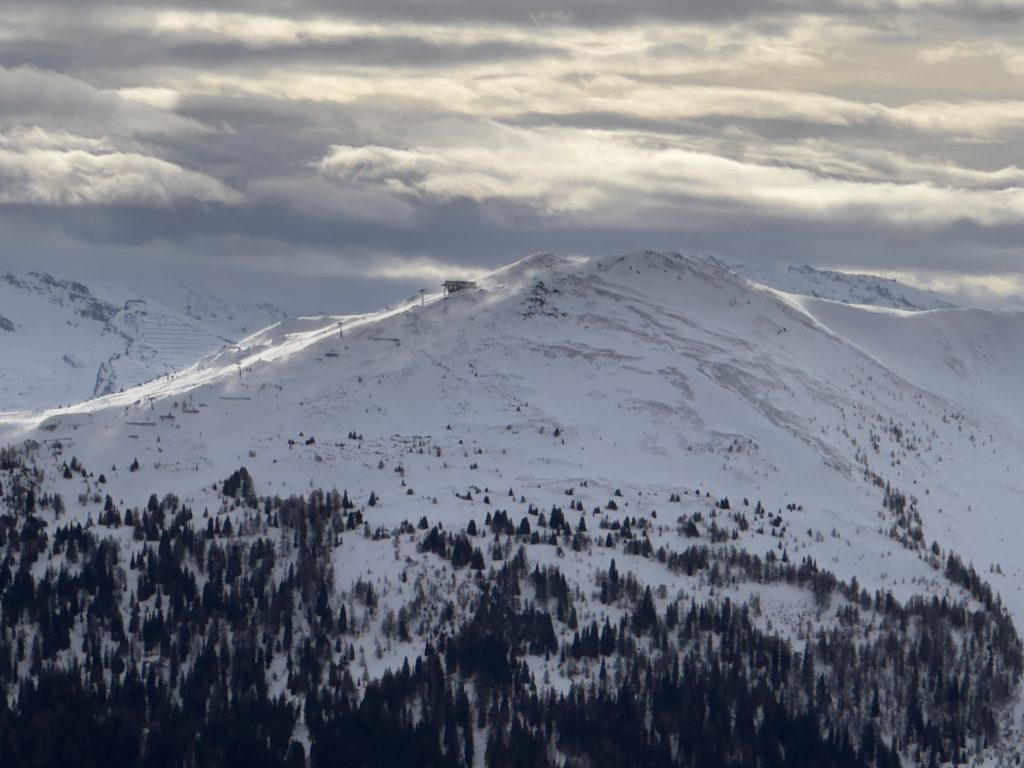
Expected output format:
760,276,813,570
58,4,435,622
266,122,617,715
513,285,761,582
0,448,1019,767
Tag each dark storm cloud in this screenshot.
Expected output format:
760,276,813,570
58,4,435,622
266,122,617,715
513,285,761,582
0,0,803,29
163,36,567,68
0,67,203,137
0,32,566,72
2,0,1024,309
10,0,1024,27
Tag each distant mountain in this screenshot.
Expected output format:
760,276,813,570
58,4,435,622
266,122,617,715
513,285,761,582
144,279,290,340
732,261,957,311
0,272,286,411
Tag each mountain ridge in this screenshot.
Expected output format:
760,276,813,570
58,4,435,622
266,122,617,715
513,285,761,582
732,260,957,311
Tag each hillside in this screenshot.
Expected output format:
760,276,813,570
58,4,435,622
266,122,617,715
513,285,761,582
733,262,957,311
0,272,286,412
0,251,1022,765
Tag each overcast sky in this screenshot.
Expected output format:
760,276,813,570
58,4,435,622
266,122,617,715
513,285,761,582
3,0,1024,312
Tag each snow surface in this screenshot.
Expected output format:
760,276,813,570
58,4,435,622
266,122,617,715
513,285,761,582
0,272,286,411
3,250,1024,761
733,261,957,311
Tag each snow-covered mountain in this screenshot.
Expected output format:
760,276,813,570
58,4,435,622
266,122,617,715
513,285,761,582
0,271,286,412
142,279,292,341
1,251,1022,764
4,249,1023,625
733,261,957,311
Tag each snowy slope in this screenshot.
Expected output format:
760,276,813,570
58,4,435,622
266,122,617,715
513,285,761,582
3,251,1024,761
0,272,286,411
2,251,1020,597
141,279,289,340
733,261,957,310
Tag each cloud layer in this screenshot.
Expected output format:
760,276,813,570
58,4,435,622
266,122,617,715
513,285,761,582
2,1,1024,310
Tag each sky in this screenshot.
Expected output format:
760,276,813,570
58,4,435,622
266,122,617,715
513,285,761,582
3,0,1024,313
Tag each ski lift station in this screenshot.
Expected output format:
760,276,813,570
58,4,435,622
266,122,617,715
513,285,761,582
443,280,477,296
